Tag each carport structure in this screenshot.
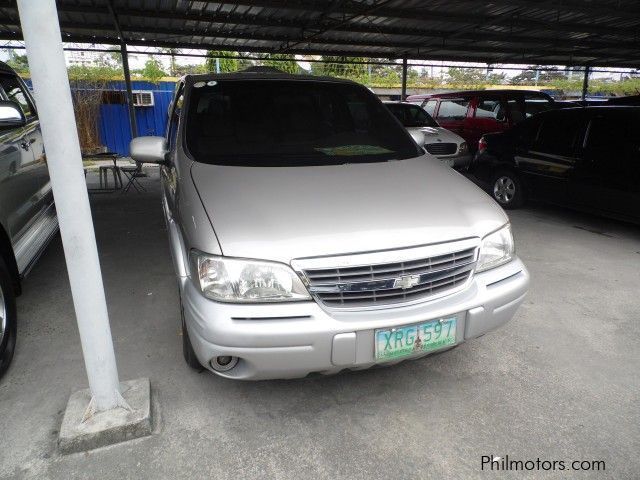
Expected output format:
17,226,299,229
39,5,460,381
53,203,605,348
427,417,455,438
4,0,640,65
6,0,640,453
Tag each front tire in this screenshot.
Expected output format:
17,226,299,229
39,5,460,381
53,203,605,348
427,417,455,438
179,289,203,371
0,259,17,379
491,170,525,209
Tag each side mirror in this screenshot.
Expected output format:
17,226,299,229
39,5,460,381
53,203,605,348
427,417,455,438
409,129,425,146
0,101,26,128
130,136,168,164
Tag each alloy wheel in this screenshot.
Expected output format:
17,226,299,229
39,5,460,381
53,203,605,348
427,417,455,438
493,176,516,204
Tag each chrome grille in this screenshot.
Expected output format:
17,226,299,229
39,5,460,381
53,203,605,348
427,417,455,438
425,142,457,156
301,246,477,308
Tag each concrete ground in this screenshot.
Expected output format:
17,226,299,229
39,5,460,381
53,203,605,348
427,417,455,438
1,172,638,479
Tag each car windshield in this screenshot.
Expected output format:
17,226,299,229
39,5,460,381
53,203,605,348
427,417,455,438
385,103,439,128
184,79,421,166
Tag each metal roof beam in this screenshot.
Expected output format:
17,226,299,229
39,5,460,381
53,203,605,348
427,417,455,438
3,19,640,63
463,0,640,19
2,14,635,60
9,0,629,38
190,0,640,33
8,20,626,60
3,29,636,67
39,4,640,52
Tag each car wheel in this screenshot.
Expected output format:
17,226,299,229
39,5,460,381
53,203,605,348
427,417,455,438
179,288,203,371
0,259,17,379
491,170,525,209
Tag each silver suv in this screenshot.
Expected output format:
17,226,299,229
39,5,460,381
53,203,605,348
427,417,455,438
131,70,530,380
0,61,56,377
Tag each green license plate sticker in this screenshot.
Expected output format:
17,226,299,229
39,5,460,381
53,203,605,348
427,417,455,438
375,316,457,361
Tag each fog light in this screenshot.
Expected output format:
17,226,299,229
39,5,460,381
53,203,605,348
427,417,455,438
217,356,232,366
210,355,238,372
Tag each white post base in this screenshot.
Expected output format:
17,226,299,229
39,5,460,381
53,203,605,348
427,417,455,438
58,378,153,455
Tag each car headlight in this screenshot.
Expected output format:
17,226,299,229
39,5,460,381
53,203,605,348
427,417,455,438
476,224,515,272
191,251,311,303
458,142,468,155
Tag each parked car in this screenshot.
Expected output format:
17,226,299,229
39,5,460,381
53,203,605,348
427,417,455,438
0,61,56,378
383,101,471,169
130,70,529,380
471,106,640,223
406,90,556,153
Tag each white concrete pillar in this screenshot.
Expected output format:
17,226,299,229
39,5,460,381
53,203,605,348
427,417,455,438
17,0,122,412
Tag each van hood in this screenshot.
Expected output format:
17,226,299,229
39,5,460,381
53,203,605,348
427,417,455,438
408,126,465,146
190,156,507,263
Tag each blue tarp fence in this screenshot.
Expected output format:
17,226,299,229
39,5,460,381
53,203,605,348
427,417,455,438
96,80,175,156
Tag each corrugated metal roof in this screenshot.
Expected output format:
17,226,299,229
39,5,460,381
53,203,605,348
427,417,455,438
1,0,639,67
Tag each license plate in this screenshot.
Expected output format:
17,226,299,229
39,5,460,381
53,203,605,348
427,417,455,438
375,315,457,361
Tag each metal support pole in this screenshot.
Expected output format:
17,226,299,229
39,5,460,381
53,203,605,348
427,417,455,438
401,57,408,101
582,65,591,101
17,0,122,412
120,42,138,138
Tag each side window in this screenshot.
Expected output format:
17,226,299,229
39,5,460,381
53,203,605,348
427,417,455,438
475,98,506,121
533,114,582,156
435,98,470,121
0,74,35,119
422,99,438,116
507,98,526,124
167,87,184,149
524,94,553,118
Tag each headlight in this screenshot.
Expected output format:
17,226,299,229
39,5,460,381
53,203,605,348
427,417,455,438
476,224,515,272
191,251,311,303
458,142,469,155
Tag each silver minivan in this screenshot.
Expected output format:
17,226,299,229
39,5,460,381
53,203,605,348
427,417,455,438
131,70,530,380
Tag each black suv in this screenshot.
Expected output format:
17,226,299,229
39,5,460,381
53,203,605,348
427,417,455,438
472,106,640,223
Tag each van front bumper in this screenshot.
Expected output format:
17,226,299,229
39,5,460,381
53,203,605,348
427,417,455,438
181,257,529,380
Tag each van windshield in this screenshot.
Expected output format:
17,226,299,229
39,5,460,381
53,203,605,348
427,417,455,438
184,80,421,166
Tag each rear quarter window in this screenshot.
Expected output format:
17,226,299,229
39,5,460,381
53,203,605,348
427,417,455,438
436,98,470,121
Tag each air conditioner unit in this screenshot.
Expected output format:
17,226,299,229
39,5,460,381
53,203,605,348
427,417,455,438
132,90,154,107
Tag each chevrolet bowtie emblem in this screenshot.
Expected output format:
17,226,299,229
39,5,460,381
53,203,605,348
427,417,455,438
393,274,420,289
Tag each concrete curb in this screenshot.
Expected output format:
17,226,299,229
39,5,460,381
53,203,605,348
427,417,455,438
58,378,153,455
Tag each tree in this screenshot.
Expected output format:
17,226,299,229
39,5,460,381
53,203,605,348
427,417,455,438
205,50,240,73
511,66,568,85
6,51,29,75
160,48,179,76
140,58,167,82
312,56,368,78
446,67,486,87
261,54,300,74
174,63,208,76
67,64,121,81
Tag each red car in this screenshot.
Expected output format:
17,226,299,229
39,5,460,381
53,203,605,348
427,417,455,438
405,90,556,152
